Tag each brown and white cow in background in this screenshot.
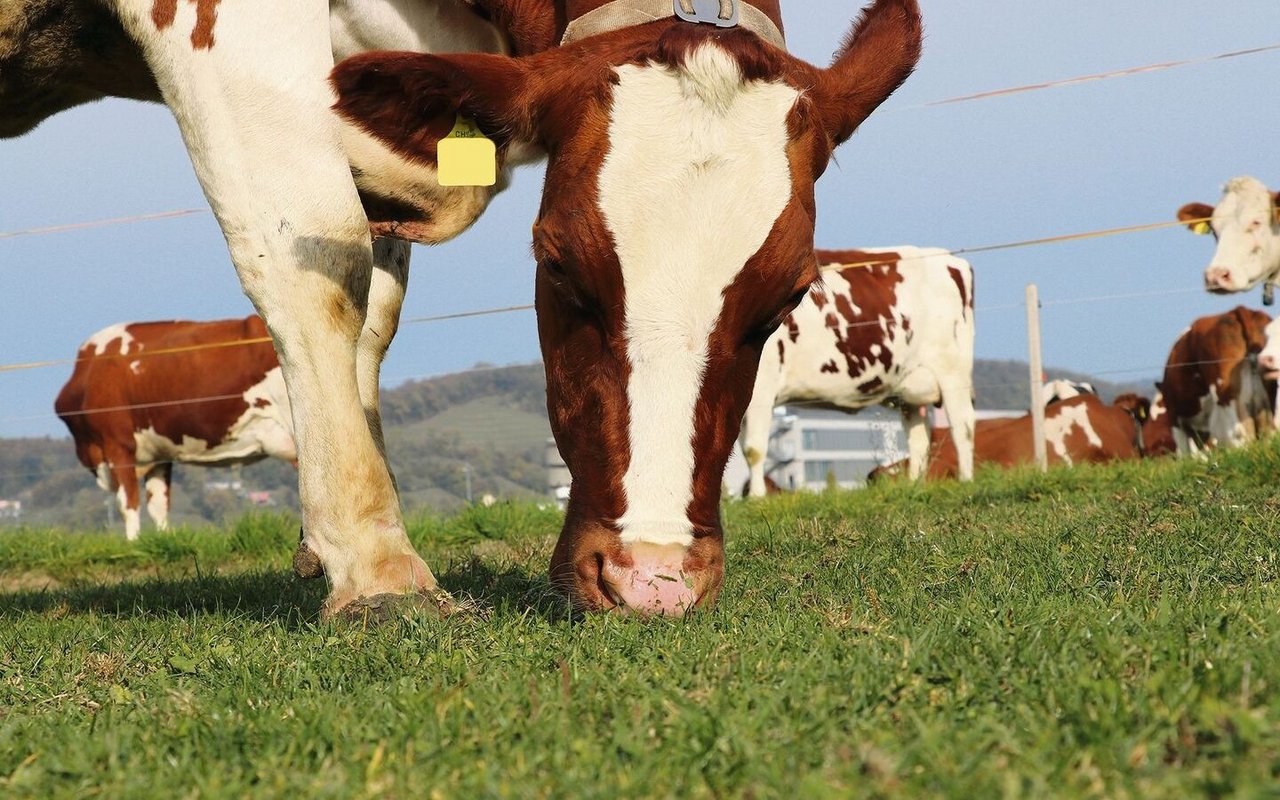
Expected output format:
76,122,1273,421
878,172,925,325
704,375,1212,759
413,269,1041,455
1178,177,1280,302
869,393,1165,481
1157,306,1275,456
55,317,296,540
6,0,923,616
741,247,976,496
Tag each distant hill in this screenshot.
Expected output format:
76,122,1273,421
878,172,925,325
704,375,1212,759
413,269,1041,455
0,358,1157,529
974,359,1156,410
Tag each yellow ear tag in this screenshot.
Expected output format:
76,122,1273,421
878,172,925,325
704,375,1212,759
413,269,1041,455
1192,221,1212,235
437,114,496,187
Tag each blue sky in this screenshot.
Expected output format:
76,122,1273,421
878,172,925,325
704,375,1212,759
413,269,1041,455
3,1,1280,437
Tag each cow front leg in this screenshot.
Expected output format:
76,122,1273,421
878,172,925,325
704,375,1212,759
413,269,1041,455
294,239,410,581
939,381,976,482
358,239,410,467
121,1,444,617
740,401,772,498
902,405,930,481
106,458,142,540
143,463,173,531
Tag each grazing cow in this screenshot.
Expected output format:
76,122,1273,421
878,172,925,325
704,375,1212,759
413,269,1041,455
869,394,1156,481
741,247,976,497
55,317,296,540
1157,307,1274,456
5,0,922,617
1178,177,1280,302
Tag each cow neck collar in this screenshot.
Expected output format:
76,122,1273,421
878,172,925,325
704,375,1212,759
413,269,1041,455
562,0,786,50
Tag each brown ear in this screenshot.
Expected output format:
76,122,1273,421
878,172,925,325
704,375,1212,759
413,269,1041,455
1273,192,1280,226
1177,202,1215,234
816,0,922,147
331,51,538,162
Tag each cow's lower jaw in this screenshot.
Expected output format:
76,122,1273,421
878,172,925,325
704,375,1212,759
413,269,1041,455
552,524,724,617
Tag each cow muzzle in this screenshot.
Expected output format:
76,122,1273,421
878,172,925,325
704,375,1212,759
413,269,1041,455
598,542,718,616
1204,266,1240,293
554,525,724,616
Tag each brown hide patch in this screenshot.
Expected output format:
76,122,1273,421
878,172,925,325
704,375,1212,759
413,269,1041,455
785,316,800,343
777,339,786,364
151,0,222,50
946,265,969,311
821,360,839,374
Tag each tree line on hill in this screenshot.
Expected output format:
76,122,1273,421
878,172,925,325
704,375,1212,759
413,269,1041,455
0,359,1154,529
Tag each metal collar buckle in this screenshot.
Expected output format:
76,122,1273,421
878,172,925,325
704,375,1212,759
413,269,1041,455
675,0,739,29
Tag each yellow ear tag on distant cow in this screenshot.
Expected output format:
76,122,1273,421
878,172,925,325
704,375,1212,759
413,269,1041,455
1192,220,1212,235
437,114,497,187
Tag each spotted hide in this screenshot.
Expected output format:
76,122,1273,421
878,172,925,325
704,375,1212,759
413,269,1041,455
868,394,1162,481
1157,306,1276,456
55,317,295,540
741,247,976,496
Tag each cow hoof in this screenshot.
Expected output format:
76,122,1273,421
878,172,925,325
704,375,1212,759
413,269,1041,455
337,589,460,625
292,538,325,580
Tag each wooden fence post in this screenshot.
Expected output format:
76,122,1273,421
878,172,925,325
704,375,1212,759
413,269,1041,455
1026,284,1048,472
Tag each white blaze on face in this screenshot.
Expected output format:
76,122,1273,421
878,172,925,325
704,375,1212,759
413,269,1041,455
86,323,138,356
1206,177,1280,292
597,44,798,546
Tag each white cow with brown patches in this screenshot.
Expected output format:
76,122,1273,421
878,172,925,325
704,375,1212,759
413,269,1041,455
741,247,976,496
1178,177,1280,302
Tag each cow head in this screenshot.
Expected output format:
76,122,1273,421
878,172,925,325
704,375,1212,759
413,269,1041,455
331,0,922,615
1179,177,1280,295
1111,393,1151,422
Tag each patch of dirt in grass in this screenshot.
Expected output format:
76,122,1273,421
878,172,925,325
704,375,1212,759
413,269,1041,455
0,570,64,593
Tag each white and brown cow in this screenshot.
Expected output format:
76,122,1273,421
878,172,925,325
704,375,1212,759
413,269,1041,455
6,0,922,616
1157,306,1275,456
868,393,1163,481
55,317,296,540
741,247,976,496
1178,177,1280,302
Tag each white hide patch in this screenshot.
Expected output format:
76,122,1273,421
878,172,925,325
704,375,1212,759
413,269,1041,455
598,45,798,546
1044,404,1102,465
85,323,138,356
132,366,297,466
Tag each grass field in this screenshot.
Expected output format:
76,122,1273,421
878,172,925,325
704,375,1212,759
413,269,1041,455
3,445,1280,798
